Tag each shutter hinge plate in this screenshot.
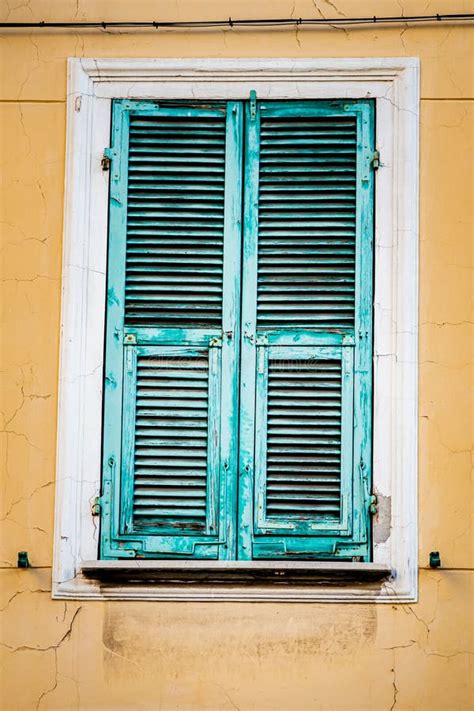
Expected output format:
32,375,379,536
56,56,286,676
368,494,378,515
371,150,380,170
249,90,257,120
102,147,119,177
101,147,113,171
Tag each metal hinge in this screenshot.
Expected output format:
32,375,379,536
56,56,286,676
102,147,120,180
91,496,101,516
368,494,378,515
371,150,380,170
101,147,113,171
249,89,257,120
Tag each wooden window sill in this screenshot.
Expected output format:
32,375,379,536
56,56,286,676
81,560,391,587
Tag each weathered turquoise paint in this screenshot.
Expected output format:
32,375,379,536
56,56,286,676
253,345,355,536
100,100,242,559
238,99,375,560
101,98,375,562
101,100,132,558
218,101,244,559
237,99,260,560
352,101,375,553
118,344,222,548
265,331,355,347
122,328,221,346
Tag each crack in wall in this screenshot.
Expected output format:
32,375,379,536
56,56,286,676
1,605,82,654
0,219,50,250
102,639,143,672
35,648,59,710
322,0,345,17
422,320,473,327
290,1,302,49
389,667,398,710
311,0,348,36
1,274,59,284
1,481,54,522
213,683,241,711
0,588,50,613
3,1,34,20
420,414,472,456
18,103,32,155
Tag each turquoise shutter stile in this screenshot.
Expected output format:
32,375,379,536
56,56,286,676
101,101,243,559
100,98,374,562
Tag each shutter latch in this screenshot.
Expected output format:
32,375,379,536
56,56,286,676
249,90,257,120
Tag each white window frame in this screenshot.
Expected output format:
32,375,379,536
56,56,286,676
54,58,419,602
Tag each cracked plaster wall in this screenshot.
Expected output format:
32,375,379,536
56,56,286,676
0,1,473,709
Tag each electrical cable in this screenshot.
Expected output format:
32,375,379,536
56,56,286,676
1,13,474,30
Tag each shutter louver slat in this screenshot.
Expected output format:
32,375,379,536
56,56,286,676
265,360,342,519
132,355,209,530
125,114,226,328
257,115,357,332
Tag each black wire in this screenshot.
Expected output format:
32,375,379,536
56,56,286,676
1,13,474,29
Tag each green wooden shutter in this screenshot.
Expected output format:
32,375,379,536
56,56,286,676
238,100,374,560
101,100,243,559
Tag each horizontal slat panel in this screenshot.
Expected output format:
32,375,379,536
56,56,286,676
257,115,357,331
125,113,226,328
133,356,209,530
265,360,342,519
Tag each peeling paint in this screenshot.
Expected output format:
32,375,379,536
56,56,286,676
374,493,392,545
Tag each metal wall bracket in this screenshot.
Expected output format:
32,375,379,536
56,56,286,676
17,551,30,568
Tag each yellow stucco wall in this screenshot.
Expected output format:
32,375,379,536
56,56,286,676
0,1,473,709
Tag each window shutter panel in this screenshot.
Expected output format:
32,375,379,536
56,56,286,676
101,101,243,559
239,100,374,560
